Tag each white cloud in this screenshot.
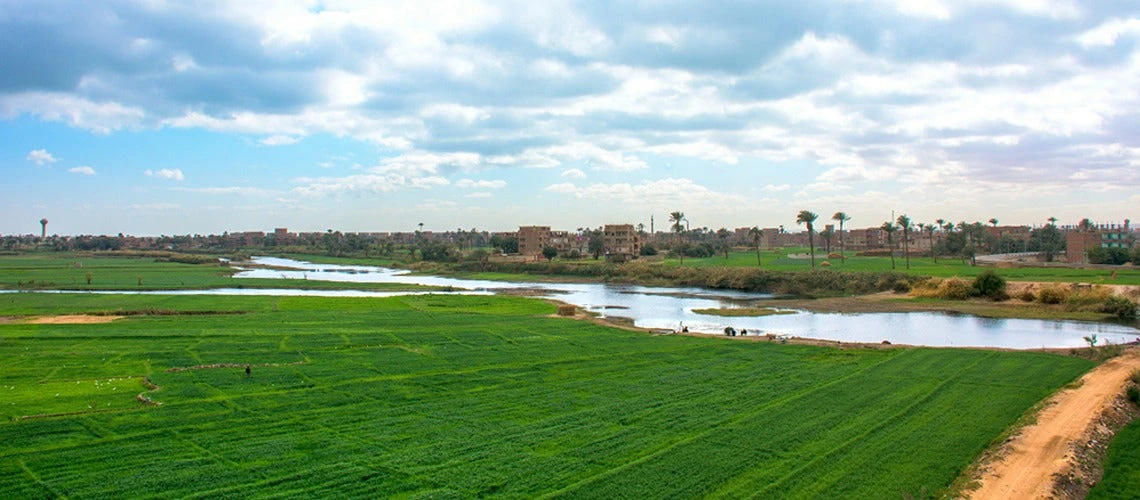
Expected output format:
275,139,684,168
2,92,145,134
144,168,185,181
761,184,791,192
260,134,301,146
456,178,507,189
466,192,493,198
817,166,896,183
27,149,57,165
68,166,96,175
1074,18,1140,48
172,187,271,196
544,177,750,211
292,173,449,197
561,168,587,179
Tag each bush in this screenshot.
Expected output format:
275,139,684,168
938,278,972,300
1016,290,1036,302
1038,284,1070,304
1128,386,1140,406
892,280,910,293
1102,296,1138,321
1087,246,1132,265
971,270,1007,300
639,245,657,256
1067,287,1113,312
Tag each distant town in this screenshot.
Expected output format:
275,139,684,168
7,215,1137,266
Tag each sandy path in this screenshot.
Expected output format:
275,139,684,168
25,314,123,324
970,350,1140,499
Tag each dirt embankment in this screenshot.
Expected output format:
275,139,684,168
968,349,1140,499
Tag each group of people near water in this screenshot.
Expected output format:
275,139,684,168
673,322,755,337
722,327,749,337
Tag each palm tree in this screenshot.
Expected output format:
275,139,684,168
896,214,912,270
832,211,850,261
669,211,686,265
989,218,998,227
39,218,48,239
820,227,834,253
1047,216,1058,226
796,210,819,269
881,221,897,269
748,227,763,266
924,223,937,263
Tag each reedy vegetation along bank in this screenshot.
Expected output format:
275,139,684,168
424,260,918,297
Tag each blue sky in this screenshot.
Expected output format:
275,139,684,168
3,0,1139,236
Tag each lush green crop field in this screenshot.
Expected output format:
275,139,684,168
0,254,438,291
1088,418,1140,499
668,250,1140,285
0,293,1093,498
282,248,1140,286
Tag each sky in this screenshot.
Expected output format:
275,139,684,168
2,0,1139,236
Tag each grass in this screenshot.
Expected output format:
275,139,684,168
1088,418,1140,499
0,292,1095,498
0,254,440,291
277,248,1140,287
669,249,1140,285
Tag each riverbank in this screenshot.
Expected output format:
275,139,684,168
761,292,1139,325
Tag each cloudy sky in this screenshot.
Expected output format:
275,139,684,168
3,0,1139,236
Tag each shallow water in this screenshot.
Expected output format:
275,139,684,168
234,257,1140,349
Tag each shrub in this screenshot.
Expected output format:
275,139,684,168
938,278,971,300
639,245,657,256
1102,296,1138,321
971,270,1007,300
1016,290,1036,302
892,280,911,293
1127,386,1140,406
1038,284,1070,304
1067,287,1112,309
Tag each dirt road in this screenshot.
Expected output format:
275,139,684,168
970,350,1140,499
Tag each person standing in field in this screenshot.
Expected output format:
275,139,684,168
245,365,251,378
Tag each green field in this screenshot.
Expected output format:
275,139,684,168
667,250,1140,285
0,293,1095,497
0,254,437,291
1088,415,1140,499
276,248,1140,286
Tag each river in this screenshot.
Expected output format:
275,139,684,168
228,257,1140,349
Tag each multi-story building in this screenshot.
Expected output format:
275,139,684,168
847,228,886,251
1066,220,1134,263
602,224,641,262
517,226,552,257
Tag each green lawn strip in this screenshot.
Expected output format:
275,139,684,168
1088,418,1140,499
0,254,440,291
665,250,1140,284
0,294,1096,497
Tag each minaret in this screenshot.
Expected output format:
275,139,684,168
650,215,654,235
